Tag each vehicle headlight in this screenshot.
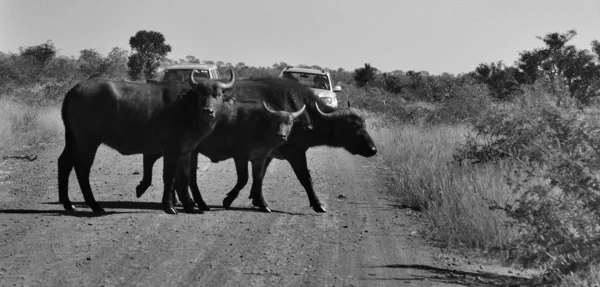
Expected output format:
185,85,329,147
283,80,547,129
322,97,332,105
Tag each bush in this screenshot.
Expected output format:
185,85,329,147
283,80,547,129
424,78,491,124
474,62,521,100
369,120,517,249
353,63,378,87
456,87,600,282
343,85,411,120
506,107,600,282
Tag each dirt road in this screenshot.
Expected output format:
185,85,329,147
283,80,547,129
0,142,528,286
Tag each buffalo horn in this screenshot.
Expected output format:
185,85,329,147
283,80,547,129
215,69,235,89
262,101,277,114
316,103,350,120
291,105,306,119
189,69,198,84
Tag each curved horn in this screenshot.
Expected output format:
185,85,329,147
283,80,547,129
291,105,306,119
262,101,277,114
315,103,334,119
316,103,350,120
215,69,235,89
189,69,198,85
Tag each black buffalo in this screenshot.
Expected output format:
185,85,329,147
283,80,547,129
136,81,307,210
58,70,235,214
224,78,377,212
136,78,377,213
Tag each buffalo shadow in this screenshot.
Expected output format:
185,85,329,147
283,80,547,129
364,264,538,287
0,201,319,217
208,205,318,216
0,208,122,217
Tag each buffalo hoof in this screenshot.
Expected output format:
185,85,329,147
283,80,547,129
251,199,271,213
164,206,178,215
183,205,197,214
197,203,211,211
312,204,327,213
62,203,76,212
90,204,106,213
222,197,235,209
135,184,148,198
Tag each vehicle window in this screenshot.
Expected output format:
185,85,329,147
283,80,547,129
193,69,210,80
162,69,212,82
163,70,187,82
283,72,330,90
312,75,329,90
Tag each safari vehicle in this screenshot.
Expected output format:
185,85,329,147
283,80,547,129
159,64,221,82
279,67,341,108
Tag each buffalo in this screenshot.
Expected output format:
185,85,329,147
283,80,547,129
136,81,307,210
58,70,235,214
136,78,377,213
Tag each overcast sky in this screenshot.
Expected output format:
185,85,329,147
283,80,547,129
1,0,599,75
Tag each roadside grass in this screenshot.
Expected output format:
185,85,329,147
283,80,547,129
368,115,517,250
561,264,600,287
365,88,600,283
0,97,63,156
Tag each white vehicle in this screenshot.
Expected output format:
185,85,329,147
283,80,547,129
279,67,341,108
160,64,221,82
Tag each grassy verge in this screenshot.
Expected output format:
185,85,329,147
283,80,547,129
561,264,600,286
368,115,518,250
365,86,600,284
0,97,63,156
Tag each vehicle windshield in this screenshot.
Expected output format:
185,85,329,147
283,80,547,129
282,72,330,90
163,69,210,82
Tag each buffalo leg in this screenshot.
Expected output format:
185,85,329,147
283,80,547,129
248,157,273,200
287,152,326,213
57,132,76,211
174,153,196,214
162,151,196,214
136,152,162,198
222,157,249,209
188,152,210,211
72,140,105,213
137,153,181,206
161,153,180,214
249,158,271,213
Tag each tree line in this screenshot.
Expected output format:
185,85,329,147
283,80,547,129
1,29,598,106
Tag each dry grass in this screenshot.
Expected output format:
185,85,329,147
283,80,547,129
368,115,518,249
560,264,600,286
0,98,63,155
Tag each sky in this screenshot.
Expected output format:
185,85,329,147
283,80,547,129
1,0,599,75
